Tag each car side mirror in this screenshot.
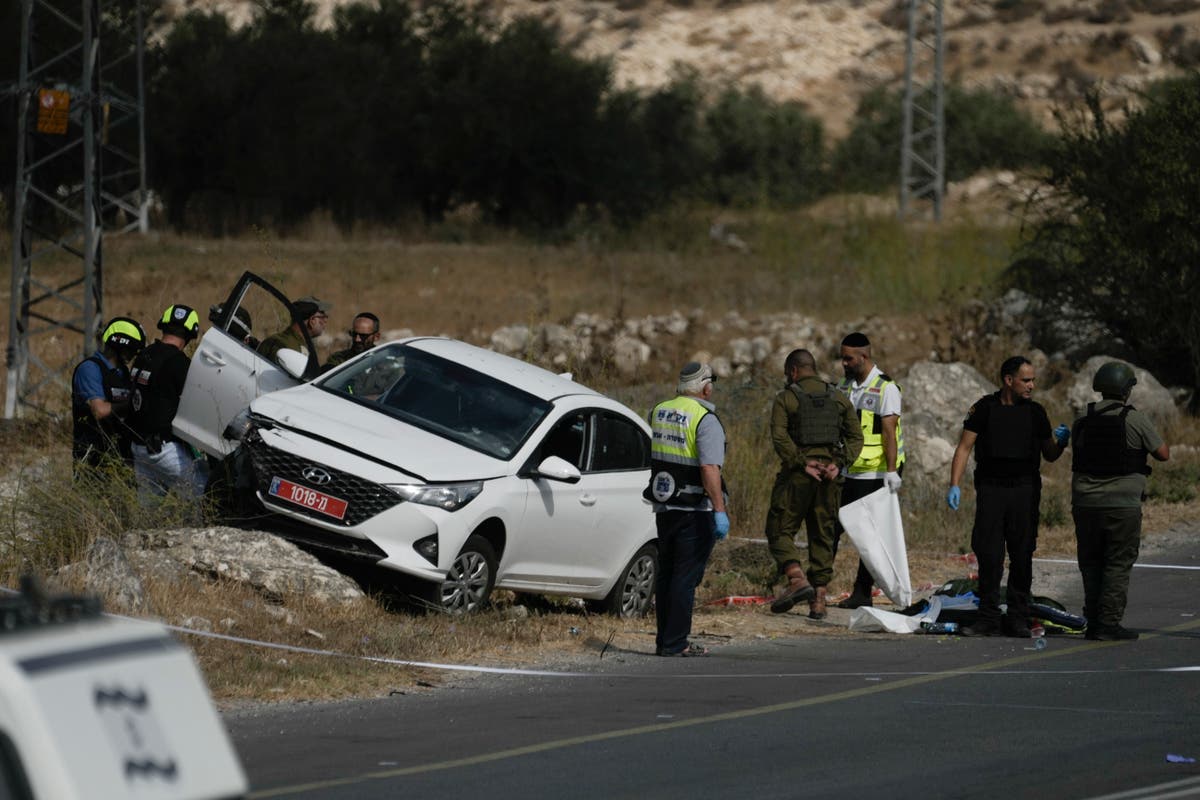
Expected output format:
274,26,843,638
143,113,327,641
276,348,307,380
535,455,581,483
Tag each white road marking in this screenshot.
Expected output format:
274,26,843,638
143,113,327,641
1035,558,1200,571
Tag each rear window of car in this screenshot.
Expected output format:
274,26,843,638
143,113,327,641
318,343,553,460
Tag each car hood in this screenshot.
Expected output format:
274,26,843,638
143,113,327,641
249,384,513,482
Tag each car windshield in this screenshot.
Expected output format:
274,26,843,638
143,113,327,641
317,343,553,460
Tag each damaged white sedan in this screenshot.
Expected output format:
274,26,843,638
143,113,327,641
173,272,658,615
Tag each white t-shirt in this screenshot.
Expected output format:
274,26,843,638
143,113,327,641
844,364,901,480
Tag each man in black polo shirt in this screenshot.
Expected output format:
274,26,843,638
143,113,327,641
946,356,1070,637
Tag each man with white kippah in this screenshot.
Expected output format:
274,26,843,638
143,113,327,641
645,361,728,657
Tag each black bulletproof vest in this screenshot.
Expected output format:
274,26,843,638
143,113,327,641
974,399,1040,479
71,354,132,463
130,342,185,440
1071,403,1150,477
979,401,1035,461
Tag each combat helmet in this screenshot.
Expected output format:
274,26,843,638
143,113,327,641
1093,361,1137,398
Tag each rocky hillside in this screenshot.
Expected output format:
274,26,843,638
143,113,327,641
493,0,1200,135
170,0,1200,136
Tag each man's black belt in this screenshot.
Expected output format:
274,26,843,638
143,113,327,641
975,474,1037,488
140,433,179,455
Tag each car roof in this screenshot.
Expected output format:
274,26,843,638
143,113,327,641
403,337,603,402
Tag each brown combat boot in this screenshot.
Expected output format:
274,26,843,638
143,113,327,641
808,586,828,620
770,563,816,614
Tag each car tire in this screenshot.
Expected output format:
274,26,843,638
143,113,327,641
592,543,657,618
436,534,498,614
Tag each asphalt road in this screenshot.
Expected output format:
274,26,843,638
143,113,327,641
226,541,1200,800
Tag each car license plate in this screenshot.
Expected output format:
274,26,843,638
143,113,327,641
268,476,348,520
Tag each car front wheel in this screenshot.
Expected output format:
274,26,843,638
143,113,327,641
437,534,497,614
592,543,657,618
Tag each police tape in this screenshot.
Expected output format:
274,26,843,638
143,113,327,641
704,595,770,607
0,585,595,678
130,614,602,678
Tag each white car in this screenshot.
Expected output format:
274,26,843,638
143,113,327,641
174,272,659,615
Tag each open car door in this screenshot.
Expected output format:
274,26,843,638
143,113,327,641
173,271,321,457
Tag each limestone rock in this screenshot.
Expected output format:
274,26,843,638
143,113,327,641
490,325,531,356
899,361,994,480
1129,35,1161,66
55,536,147,613
610,334,651,376
121,526,365,605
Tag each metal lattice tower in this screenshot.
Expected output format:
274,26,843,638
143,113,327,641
5,0,147,419
899,0,945,221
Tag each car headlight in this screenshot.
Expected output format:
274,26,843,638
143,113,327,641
386,481,483,511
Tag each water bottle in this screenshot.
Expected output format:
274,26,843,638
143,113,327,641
1030,624,1046,650
919,621,958,634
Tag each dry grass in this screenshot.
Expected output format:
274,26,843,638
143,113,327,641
0,207,1015,410
3,210,1197,703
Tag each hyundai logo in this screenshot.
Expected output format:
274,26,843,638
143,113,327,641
301,466,332,486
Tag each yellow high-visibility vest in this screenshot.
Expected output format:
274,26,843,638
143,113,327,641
647,395,709,504
838,374,905,475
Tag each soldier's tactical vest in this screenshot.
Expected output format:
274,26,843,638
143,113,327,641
1072,402,1151,477
837,373,906,475
71,354,132,464
787,382,841,448
645,396,721,506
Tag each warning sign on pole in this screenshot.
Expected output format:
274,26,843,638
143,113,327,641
36,89,70,134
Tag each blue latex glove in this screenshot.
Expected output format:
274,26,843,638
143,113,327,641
1054,423,1070,447
713,511,730,540
947,486,961,511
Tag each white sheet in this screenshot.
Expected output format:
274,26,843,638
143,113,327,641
837,486,913,608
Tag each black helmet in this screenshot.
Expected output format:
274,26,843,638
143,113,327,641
101,316,146,352
1093,361,1137,398
158,304,201,340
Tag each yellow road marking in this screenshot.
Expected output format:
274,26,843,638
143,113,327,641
250,618,1200,798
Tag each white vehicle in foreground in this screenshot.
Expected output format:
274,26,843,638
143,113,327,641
174,272,659,614
0,580,247,799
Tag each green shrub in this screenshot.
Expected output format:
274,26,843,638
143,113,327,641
702,86,826,207
1145,459,1200,503
1008,74,1200,404
830,84,1053,194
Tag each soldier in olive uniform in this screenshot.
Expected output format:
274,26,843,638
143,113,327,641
767,349,863,619
257,295,331,367
1071,362,1170,641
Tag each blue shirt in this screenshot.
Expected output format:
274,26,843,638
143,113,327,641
73,350,114,403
